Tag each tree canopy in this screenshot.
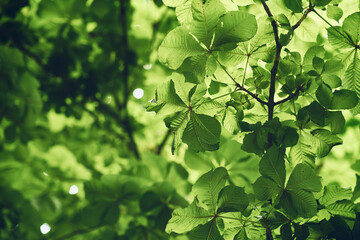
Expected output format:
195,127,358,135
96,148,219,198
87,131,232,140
1,0,360,239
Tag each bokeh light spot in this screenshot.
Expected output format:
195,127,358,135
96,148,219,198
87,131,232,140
133,88,144,99
40,223,51,234
69,185,79,195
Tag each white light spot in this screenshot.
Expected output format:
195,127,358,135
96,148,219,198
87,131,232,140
43,172,48,176
40,223,51,234
106,96,112,104
325,34,328,39
69,185,79,195
135,24,141,28
143,64,153,70
133,88,144,99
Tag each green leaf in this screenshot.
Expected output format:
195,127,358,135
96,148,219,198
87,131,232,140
279,188,318,218
326,27,354,48
217,185,249,213
329,89,359,109
163,0,186,7
293,223,309,240
176,1,192,26
319,185,352,206
258,146,286,188
166,199,212,234
326,111,345,134
182,112,221,152
313,0,332,6
158,26,207,70
187,220,224,240
253,176,282,201
342,12,360,44
280,223,292,240
352,174,360,201
286,164,322,193
326,5,343,22
306,101,326,126
165,111,190,153
322,74,341,88
311,129,342,157
192,167,228,212
344,54,360,113
289,131,316,167
316,83,333,108
280,164,322,218
153,79,187,116
283,0,303,13
191,0,226,48
213,11,257,48
326,200,356,219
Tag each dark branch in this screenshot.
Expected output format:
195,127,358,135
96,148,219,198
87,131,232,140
292,5,314,30
236,85,268,106
260,0,282,121
156,129,171,155
212,53,268,106
274,86,302,106
119,0,140,160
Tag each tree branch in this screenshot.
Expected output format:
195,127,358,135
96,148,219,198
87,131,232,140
156,129,171,155
274,85,303,106
260,0,282,121
212,54,268,106
119,0,140,160
292,4,314,30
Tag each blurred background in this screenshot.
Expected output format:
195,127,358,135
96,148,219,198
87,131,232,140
0,0,359,239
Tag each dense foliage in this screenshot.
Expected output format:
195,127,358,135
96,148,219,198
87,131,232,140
1,0,360,239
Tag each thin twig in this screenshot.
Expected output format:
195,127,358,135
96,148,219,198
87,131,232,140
292,5,314,30
156,129,171,155
212,54,268,106
242,55,250,86
274,85,303,106
313,9,354,46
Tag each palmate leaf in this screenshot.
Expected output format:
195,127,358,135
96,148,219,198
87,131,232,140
326,200,356,219
258,146,286,188
158,26,207,70
254,150,322,218
311,129,342,158
187,220,224,240
253,146,285,200
165,199,212,234
217,185,249,213
253,176,282,201
213,11,257,48
217,19,274,66
149,74,221,152
319,185,352,206
344,53,360,114
342,12,360,44
182,112,221,152
158,1,257,72
163,0,186,7
192,167,228,212
283,0,303,13
191,0,226,48
327,27,354,49
279,164,322,218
